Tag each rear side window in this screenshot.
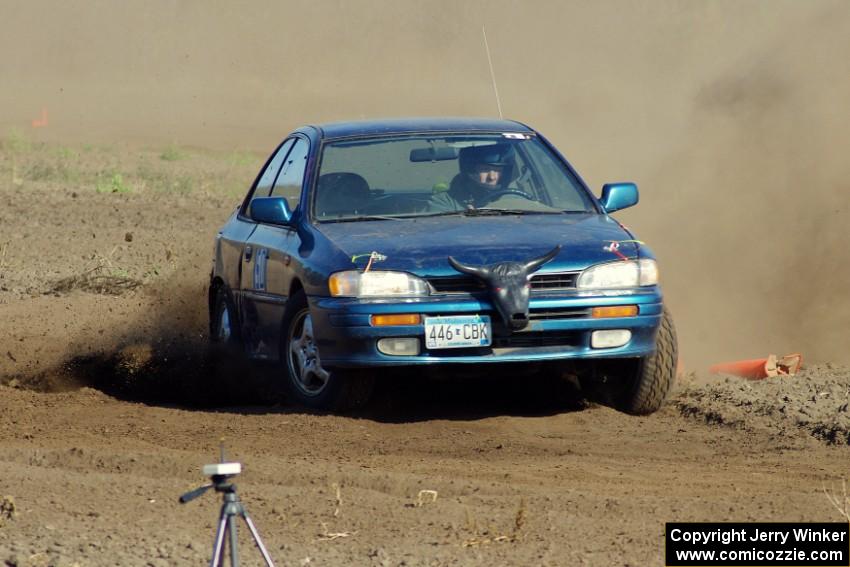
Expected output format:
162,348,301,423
244,138,294,216
270,138,309,210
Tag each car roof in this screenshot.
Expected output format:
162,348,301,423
310,117,534,140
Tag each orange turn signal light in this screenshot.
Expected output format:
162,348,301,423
591,305,638,319
370,314,421,326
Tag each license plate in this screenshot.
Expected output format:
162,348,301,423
424,315,491,349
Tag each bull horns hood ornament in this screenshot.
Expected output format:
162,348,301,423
447,246,562,331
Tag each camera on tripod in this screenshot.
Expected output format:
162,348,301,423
202,462,242,477
180,457,275,566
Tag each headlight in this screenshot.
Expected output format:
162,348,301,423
577,259,658,289
328,271,430,297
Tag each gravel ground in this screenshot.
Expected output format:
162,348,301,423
1,142,848,566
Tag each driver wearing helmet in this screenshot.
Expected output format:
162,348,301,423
430,143,515,210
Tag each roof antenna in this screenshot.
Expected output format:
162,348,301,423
482,25,503,119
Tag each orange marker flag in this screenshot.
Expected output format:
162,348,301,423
31,108,48,128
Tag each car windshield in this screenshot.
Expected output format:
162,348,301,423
313,134,596,222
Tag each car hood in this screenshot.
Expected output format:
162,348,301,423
314,214,644,276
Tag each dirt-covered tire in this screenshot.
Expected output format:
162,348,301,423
281,290,374,411
210,285,241,350
620,307,678,415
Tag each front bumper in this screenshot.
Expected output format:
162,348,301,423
308,288,664,368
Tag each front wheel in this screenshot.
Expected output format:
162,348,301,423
281,290,374,411
620,308,678,415
210,285,240,350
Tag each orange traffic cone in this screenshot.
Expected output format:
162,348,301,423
709,353,803,380
710,357,773,379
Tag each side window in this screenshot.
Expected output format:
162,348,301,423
511,148,537,195
521,140,592,211
245,139,294,215
270,138,309,209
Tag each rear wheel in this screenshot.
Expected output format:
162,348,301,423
620,308,678,415
281,290,374,411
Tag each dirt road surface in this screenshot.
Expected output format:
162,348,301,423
1,374,847,567
0,144,848,566
2,2,849,565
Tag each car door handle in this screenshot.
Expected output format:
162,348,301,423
244,246,253,262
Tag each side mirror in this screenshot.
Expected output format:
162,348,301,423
599,182,638,213
251,197,293,225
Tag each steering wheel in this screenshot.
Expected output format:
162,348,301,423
477,189,536,205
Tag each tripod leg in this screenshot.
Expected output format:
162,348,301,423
242,512,276,567
210,509,229,567
228,513,239,567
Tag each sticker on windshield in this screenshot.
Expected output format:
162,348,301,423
502,133,530,140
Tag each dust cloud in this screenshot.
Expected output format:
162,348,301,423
1,0,848,368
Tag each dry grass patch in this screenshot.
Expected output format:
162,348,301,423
461,498,527,548
50,265,142,296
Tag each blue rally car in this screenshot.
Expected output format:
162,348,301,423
209,118,677,412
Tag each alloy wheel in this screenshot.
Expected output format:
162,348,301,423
217,301,232,342
288,310,330,395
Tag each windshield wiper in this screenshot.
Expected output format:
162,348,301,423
463,208,564,216
396,210,466,219
321,214,403,223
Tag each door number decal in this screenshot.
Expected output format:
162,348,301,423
253,248,269,291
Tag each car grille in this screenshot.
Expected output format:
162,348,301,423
530,272,579,289
528,307,591,320
428,276,486,293
428,272,579,294
491,331,582,348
